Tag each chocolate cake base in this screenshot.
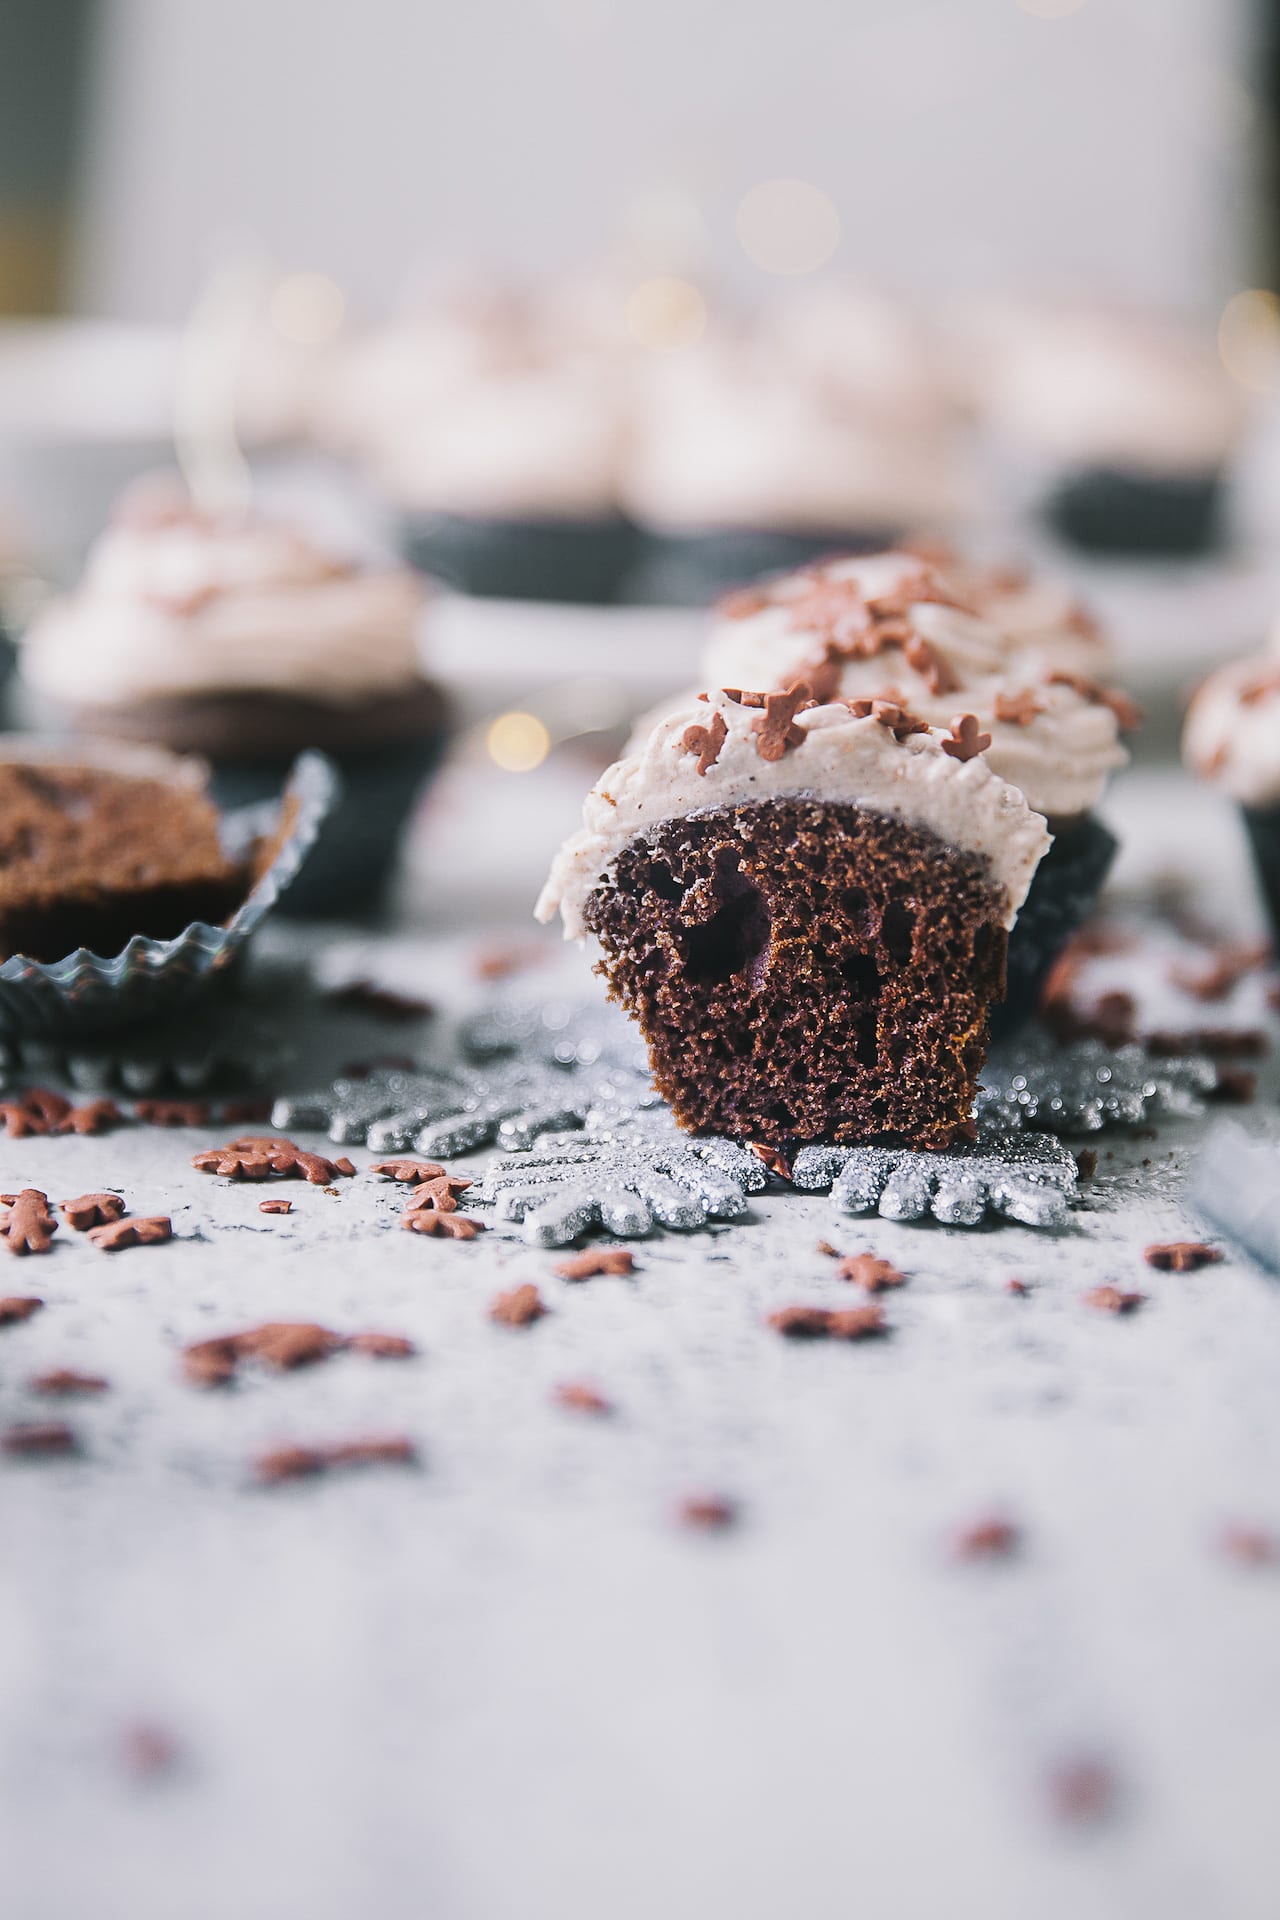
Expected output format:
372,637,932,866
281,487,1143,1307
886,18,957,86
1242,804,1280,946
584,799,1009,1149
636,524,899,607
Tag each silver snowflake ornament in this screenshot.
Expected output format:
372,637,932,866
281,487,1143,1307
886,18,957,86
273,1053,661,1159
791,1127,1079,1228
977,1031,1219,1134
461,996,647,1073
470,1122,768,1246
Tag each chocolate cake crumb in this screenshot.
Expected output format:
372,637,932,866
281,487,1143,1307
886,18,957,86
0,1294,43,1323
345,1331,417,1359
490,1283,546,1326
133,1098,209,1128
554,1248,636,1280
1048,1757,1118,1827
2,1420,77,1457
585,799,1007,1148
953,1516,1021,1561
554,1382,613,1415
1143,1241,1221,1272
32,1368,108,1395
1218,1524,1279,1567
1075,1150,1098,1180
85,1215,172,1252
62,1193,125,1231
258,1199,292,1215
835,1253,906,1292
678,1494,738,1531
0,1190,57,1254
1083,1285,1145,1315
325,979,434,1020
120,1723,181,1779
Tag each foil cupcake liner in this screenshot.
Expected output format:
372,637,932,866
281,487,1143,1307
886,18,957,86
991,814,1119,1041
1242,804,1280,946
0,746,338,1036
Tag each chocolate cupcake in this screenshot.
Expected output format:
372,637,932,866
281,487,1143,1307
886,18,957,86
17,490,448,917
698,551,1134,1027
622,335,968,604
1184,654,1280,939
968,305,1245,557
538,689,1049,1148
333,290,633,603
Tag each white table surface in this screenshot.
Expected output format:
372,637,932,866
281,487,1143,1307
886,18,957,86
2,730,1279,1920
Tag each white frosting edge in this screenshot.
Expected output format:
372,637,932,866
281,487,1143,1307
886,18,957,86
538,691,1051,940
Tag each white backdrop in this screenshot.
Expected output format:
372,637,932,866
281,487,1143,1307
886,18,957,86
74,0,1254,322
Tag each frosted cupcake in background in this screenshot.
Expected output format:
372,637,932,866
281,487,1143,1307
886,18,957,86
330,284,634,603
623,332,969,604
960,303,1246,557
697,549,1134,1028
17,483,449,917
1184,650,1280,941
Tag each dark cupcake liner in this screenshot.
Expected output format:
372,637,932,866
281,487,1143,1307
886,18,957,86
1040,467,1225,558
634,524,902,607
0,749,338,1036
991,814,1119,1040
1242,805,1280,947
207,731,447,919
399,510,636,604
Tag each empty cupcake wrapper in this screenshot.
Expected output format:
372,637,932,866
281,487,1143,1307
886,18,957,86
0,749,339,1036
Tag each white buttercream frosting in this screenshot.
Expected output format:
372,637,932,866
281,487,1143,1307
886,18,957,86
1183,655,1280,807
765,284,955,431
699,552,1127,818
19,503,428,710
974,306,1244,474
622,341,968,532
538,690,1051,940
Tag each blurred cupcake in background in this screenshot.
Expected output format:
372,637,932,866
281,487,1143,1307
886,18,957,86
622,331,970,604
1184,649,1280,941
330,281,634,603
961,302,1246,557
16,481,449,918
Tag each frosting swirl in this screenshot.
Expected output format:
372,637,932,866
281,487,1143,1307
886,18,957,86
1183,655,1280,808
20,504,429,710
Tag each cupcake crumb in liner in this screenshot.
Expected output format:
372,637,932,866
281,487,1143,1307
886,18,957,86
0,746,338,1036
991,815,1118,1040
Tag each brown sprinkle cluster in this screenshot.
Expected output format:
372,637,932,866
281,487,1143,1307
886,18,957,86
1048,671,1143,734
255,1435,418,1485
181,1320,415,1387
767,1303,889,1341
0,1190,57,1254
993,689,1043,726
1143,1241,1222,1272
0,1088,124,1138
61,1192,125,1231
1167,940,1270,1004
192,1136,357,1184
555,1248,636,1280
490,1283,546,1327
1083,1285,1145,1315
133,1098,209,1128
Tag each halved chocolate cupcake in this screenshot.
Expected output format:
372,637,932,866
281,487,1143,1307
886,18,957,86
538,688,1049,1148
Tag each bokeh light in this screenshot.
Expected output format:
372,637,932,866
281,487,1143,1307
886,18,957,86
1218,289,1280,393
267,271,347,345
486,711,551,772
734,179,841,277
625,276,708,351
